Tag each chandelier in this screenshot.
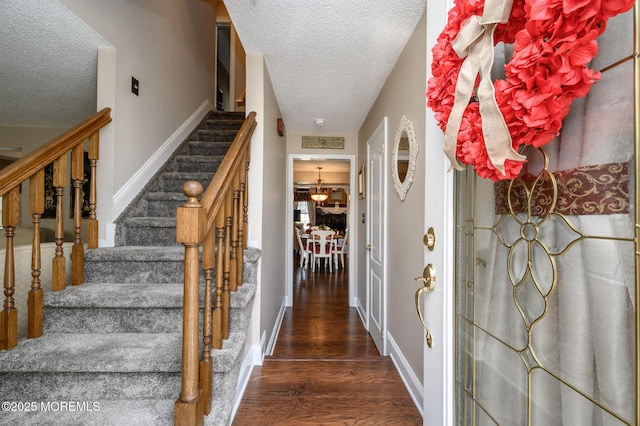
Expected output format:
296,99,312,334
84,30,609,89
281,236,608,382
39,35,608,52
310,167,328,202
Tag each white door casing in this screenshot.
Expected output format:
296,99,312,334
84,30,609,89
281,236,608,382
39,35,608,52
286,154,358,308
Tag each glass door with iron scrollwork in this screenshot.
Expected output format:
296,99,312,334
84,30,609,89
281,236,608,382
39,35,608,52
454,7,638,425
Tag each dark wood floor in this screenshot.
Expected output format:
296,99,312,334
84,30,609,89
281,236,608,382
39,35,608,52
232,257,422,425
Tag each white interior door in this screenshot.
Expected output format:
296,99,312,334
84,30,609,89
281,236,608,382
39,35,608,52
366,118,387,355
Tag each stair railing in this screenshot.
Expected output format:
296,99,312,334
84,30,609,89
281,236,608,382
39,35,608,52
174,111,256,425
0,108,112,350
235,88,246,108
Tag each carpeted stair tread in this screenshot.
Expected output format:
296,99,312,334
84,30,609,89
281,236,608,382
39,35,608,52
156,171,216,194
0,333,182,373
44,281,256,310
85,245,184,262
229,280,257,310
208,111,245,119
203,118,245,129
241,247,262,266
0,399,174,426
175,154,225,162
118,217,176,228
160,171,216,180
195,129,239,136
45,283,184,308
173,156,223,173
188,140,233,147
0,318,252,374
193,129,239,142
146,191,190,201
187,141,234,156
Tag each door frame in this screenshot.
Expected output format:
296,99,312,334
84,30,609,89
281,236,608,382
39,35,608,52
423,0,455,423
286,153,357,307
215,16,239,112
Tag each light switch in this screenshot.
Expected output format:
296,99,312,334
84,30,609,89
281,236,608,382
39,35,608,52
131,77,139,96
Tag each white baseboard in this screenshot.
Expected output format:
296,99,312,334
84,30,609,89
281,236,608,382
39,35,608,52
356,297,367,327
387,332,424,417
231,342,262,422
265,298,287,356
112,99,214,219
99,222,117,248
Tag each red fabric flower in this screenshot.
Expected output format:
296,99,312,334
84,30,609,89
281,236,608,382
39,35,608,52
426,0,634,181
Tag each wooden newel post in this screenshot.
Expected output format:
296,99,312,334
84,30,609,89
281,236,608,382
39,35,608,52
175,181,206,426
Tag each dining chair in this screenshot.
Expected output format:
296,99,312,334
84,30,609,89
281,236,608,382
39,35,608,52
294,227,311,268
333,229,349,269
307,230,335,272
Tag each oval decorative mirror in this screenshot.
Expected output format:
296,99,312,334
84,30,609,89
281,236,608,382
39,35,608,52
391,114,418,200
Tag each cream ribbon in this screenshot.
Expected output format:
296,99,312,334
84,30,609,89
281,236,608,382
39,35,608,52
443,0,526,175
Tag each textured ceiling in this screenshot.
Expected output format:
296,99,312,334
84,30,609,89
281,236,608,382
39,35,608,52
224,0,427,134
0,0,108,128
1,0,427,136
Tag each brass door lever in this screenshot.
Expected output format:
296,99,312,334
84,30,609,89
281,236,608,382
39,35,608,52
414,264,437,347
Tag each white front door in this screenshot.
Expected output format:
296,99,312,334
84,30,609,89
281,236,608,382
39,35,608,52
421,127,455,422
366,118,387,355
421,2,456,424
422,1,637,425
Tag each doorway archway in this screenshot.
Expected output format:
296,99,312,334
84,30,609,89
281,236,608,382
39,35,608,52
286,154,357,308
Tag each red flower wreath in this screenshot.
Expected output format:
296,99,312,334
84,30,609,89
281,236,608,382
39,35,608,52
426,0,635,181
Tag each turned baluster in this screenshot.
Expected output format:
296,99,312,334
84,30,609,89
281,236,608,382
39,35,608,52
222,191,232,340
52,156,67,292
174,181,205,425
213,211,225,350
1,186,20,350
229,172,240,292
28,170,45,338
200,227,214,415
237,179,246,285
88,133,99,249
71,146,85,286
242,155,250,248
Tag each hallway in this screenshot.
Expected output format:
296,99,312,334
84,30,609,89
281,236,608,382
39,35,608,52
232,259,422,425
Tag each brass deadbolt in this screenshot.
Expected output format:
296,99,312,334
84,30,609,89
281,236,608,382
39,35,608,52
423,227,436,251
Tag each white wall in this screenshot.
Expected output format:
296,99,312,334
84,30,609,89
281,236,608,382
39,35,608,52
245,53,287,356
285,130,358,157
60,0,217,242
357,11,427,385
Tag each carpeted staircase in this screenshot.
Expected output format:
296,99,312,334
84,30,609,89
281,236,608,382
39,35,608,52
0,111,258,425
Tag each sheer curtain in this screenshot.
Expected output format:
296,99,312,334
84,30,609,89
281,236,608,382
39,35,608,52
473,10,635,424
306,201,316,226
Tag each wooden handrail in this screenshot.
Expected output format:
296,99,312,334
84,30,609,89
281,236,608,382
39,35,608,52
0,108,112,351
235,88,246,107
0,108,112,197
201,112,256,227
174,111,256,425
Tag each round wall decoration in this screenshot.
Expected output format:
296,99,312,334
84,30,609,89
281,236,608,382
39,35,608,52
426,0,635,181
392,115,419,201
